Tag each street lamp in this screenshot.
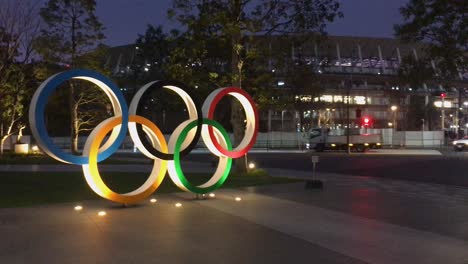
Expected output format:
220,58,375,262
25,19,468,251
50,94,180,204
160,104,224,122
391,105,398,131
281,110,286,131
464,102,468,135
281,110,286,146
421,118,425,147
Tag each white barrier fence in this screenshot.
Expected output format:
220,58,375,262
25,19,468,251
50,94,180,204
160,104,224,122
381,129,444,147
3,130,445,152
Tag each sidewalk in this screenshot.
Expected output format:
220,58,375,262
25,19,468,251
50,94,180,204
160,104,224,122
364,149,442,155
1,163,468,263
120,148,443,155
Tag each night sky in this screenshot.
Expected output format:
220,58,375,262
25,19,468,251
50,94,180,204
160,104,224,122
43,0,410,47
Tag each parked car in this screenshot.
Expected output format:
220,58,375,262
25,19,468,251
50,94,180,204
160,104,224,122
452,136,468,151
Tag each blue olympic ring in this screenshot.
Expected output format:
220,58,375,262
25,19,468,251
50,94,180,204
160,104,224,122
29,69,129,165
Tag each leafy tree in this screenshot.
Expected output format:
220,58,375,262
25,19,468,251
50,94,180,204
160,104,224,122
133,25,172,84
117,25,196,133
395,0,467,81
169,0,342,173
38,0,106,153
395,0,467,133
398,56,435,130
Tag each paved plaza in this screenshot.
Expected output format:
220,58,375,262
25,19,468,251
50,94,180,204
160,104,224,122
1,159,468,263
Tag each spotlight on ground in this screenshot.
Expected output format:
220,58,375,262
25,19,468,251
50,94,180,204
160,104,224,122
98,211,106,217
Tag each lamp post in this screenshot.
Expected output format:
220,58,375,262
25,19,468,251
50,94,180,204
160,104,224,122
346,81,351,154
464,101,468,135
390,105,398,148
391,105,398,131
281,110,286,147
421,118,425,147
281,110,286,131
441,93,446,129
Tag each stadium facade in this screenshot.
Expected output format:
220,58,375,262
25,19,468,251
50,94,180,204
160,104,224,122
106,35,468,134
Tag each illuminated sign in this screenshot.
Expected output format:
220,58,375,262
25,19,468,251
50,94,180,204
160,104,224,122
29,70,258,204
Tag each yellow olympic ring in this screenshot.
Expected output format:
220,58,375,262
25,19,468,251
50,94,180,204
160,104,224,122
82,115,167,204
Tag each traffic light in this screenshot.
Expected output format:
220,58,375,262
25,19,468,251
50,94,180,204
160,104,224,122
431,91,447,98
362,116,372,127
364,117,370,126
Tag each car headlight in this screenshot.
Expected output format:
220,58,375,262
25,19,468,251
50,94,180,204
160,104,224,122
453,141,458,145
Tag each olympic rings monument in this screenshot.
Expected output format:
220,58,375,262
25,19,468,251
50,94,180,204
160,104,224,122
29,69,258,204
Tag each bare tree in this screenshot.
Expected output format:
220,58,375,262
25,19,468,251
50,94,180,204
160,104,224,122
38,0,106,154
0,0,40,74
0,0,41,154
0,67,28,154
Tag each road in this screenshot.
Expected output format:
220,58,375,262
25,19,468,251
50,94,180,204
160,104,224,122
185,150,468,187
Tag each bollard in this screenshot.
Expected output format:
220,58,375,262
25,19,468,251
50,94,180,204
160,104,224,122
305,155,323,189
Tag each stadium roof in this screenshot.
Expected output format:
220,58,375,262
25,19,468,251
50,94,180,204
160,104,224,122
106,35,426,70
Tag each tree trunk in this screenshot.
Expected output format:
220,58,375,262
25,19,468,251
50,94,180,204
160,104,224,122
229,0,248,174
457,87,462,139
1,101,17,155
70,11,79,154
69,82,79,154
0,136,6,155
231,99,247,174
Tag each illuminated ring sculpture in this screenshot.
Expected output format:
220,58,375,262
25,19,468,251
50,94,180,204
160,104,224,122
29,69,258,204
167,118,232,194
83,115,167,204
128,80,203,160
29,69,128,164
202,87,259,158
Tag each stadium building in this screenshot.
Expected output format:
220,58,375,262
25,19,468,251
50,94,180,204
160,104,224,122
106,35,468,135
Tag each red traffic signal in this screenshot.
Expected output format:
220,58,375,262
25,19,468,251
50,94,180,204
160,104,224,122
440,93,446,98
362,116,371,126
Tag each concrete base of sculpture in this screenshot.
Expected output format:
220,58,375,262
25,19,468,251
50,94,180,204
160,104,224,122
14,143,29,154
